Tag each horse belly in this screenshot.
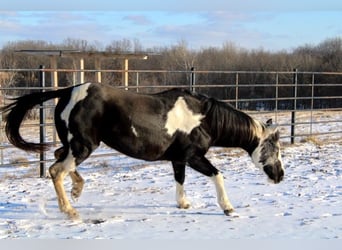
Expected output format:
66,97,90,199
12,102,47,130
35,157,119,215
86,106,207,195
102,129,170,161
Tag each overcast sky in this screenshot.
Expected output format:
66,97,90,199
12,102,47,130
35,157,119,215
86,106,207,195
1,0,341,51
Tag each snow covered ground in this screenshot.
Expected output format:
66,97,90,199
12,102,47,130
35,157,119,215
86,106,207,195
0,110,341,239
0,141,341,239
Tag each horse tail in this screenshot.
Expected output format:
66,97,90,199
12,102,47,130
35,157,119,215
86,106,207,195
0,86,74,153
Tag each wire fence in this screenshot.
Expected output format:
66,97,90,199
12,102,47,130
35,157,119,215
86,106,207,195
0,67,341,174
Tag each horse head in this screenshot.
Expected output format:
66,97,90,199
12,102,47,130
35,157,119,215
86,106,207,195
251,119,284,183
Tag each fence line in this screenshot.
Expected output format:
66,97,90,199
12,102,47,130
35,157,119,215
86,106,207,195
0,68,341,175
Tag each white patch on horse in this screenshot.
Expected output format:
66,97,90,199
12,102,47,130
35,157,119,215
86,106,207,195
251,145,263,170
61,82,92,128
131,125,139,137
176,182,190,209
165,97,204,136
63,149,76,172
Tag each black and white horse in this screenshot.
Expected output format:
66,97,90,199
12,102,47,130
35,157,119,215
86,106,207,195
0,83,284,219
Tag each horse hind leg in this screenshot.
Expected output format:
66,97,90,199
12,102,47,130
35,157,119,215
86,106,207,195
69,170,84,201
54,147,84,202
54,147,65,160
49,156,79,219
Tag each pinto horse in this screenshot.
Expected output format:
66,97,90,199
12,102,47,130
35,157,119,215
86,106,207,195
0,83,284,219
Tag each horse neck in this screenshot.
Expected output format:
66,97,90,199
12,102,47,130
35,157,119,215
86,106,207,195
207,101,262,155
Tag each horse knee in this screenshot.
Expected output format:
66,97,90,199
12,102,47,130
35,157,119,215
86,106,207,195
188,156,219,177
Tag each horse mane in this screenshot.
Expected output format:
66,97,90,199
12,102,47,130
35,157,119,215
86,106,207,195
202,97,263,154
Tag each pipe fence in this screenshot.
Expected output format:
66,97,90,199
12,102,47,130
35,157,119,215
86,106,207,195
0,67,341,176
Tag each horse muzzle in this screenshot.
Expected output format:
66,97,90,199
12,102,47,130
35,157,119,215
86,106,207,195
263,164,284,184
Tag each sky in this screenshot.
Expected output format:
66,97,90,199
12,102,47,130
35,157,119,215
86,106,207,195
0,0,341,52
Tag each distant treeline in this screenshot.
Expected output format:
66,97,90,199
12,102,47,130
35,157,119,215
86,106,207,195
0,37,341,109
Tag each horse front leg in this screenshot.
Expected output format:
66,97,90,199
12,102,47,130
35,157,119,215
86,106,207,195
188,156,234,215
172,162,191,209
69,170,84,202
211,172,234,215
49,161,79,219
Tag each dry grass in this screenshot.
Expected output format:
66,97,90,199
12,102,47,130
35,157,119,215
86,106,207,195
299,136,323,146
0,166,37,181
9,156,30,168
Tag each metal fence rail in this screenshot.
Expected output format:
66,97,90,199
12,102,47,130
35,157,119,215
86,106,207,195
1,67,341,176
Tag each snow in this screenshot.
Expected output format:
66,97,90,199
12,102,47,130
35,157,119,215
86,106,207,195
0,110,341,239
0,141,341,239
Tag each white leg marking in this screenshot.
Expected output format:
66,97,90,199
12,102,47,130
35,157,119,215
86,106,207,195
64,149,76,172
49,158,79,219
165,97,204,136
211,173,234,213
176,182,191,209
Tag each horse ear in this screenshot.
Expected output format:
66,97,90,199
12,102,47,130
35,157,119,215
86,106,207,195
266,119,273,126
265,119,279,136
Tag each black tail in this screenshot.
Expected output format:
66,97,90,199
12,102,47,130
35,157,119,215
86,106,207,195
0,87,73,153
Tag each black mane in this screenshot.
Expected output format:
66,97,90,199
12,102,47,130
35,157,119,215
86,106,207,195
202,97,261,155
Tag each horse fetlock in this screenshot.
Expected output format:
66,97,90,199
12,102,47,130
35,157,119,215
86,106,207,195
218,197,234,214
175,182,190,209
57,199,79,219
220,196,235,216
177,199,191,209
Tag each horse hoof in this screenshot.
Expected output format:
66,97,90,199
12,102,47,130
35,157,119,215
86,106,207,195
179,204,191,209
177,202,191,209
71,189,82,201
66,209,80,220
223,209,234,216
